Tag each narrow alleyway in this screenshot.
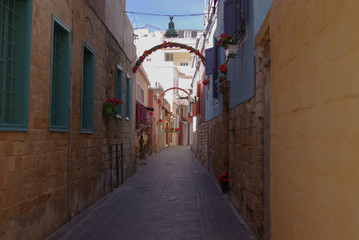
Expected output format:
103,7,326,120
47,146,254,240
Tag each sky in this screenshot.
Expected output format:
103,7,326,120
126,0,206,31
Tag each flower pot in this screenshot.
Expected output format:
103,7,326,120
220,181,229,193
225,44,239,58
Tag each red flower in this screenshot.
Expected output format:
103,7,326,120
163,41,167,48
218,64,227,73
216,40,221,47
188,47,193,52
195,50,200,55
149,111,153,116
139,56,144,61
220,33,227,39
133,66,138,72
175,128,181,131
159,119,163,122
144,50,149,55
106,97,123,106
218,171,229,182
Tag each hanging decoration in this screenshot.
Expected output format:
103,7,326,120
133,41,205,73
159,87,190,98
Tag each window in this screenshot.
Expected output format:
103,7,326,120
49,15,71,132
0,0,32,131
204,38,218,99
146,58,151,62
116,66,122,117
80,41,94,133
224,0,247,37
136,83,144,104
178,30,184,38
191,31,197,38
125,76,130,120
164,53,173,62
180,62,188,66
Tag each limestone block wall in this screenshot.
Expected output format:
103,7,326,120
0,0,135,239
194,122,208,168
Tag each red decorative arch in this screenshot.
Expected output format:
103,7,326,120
159,87,190,98
133,41,205,73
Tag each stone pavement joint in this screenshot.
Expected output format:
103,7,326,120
47,146,255,240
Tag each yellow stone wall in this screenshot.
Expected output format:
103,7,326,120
268,0,359,239
173,51,192,66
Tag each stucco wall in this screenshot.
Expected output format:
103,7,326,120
269,0,359,239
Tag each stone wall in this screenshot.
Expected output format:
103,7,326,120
194,122,208,168
204,52,268,239
0,0,135,239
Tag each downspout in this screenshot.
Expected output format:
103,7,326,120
67,0,76,220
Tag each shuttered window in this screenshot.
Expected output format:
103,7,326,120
49,15,71,132
224,0,247,37
116,67,122,117
125,76,130,119
205,48,215,75
0,0,32,131
224,0,238,36
80,41,94,133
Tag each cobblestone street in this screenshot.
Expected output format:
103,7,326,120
47,146,254,240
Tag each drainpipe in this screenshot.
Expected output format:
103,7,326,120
207,121,209,172
67,0,76,220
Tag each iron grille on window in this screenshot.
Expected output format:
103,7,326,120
81,42,94,133
0,0,32,131
49,15,71,131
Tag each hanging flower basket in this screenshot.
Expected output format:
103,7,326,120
103,97,123,119
224,44,239,58
218,171,229,193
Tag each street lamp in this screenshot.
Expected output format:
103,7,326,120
165,17,178,38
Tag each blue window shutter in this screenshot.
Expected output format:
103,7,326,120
80,42,94,133
240,0,247,22
224,0,238,36
126,77,130,119
205,48,215,75
0,0,32,131
116,69,122,116
49,15,71,132
212,39,218,99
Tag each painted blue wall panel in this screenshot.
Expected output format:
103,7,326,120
254,0,273,34
205,0,271,120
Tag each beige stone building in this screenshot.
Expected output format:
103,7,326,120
0,0,136,239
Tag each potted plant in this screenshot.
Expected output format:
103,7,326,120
103,97,123,119
218,171,229,193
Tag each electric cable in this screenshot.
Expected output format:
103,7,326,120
125,11,204,17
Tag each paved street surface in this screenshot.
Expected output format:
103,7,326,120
47,146,254,240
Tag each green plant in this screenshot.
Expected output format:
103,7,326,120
103,97,122,119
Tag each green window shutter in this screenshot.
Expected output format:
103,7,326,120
80,41,94,133
0,0,32,131
49,15,71,132
125,76,130,119
116,68,122,117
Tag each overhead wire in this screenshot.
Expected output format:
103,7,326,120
125,11,204,17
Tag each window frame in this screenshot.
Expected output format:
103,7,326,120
116,65,123,118
0,0,33,132
164,53,173,62
125,75,131,120
80,41,95,133
136,83,144,105
49,14,71,132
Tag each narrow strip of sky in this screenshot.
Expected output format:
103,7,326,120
126,0,206,31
